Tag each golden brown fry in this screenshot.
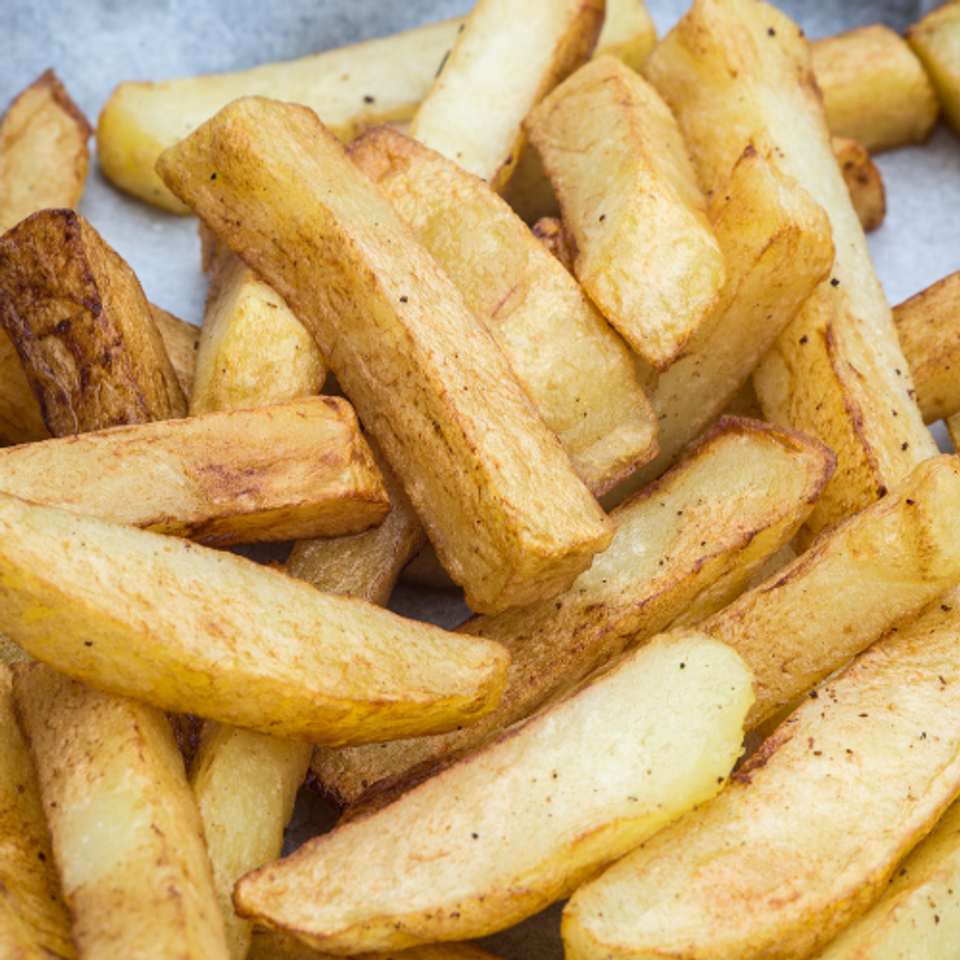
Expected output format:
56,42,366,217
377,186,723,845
13,664,230,960
564,589,960,960
0,396,390,546
893,269,960,423
150,303,197,396
907,1,960,135
409,0,603,192
833,136,886,233
597,0,657,70
0,70,91,231
530,215,576,273
312,418,833,811
156,96,614,615
701,454,960,729
811,23,939,153
0,209,187,436
0,493,509,745
526,55,725,370
349,125,658,495
644,0,938,541
0,665,75,960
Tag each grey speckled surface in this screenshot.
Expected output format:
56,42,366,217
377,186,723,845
2,1,959,957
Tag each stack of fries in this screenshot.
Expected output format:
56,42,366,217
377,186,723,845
3,1,960,958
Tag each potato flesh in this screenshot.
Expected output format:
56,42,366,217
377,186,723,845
702,454,960,728
409,0,603,192
0,493,509,744
234,633,753,952
348,125,658,495
13,664,230,960
156,96,613,614
311,417,833,810
644,0,937,540
0,396,389,546
527,55,724,370
907,2,960,135
564,590,960,960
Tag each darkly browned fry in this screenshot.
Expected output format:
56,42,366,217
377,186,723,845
833,136,886,233
156,96,613,615
0,209,187,435
894,269,960,424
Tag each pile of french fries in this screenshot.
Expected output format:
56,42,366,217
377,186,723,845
3,0,960,958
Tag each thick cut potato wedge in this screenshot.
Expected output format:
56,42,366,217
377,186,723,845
0,665,75,960
0,209,187,435
0,396,389,546
564,590,960,960
607,147,834,504
191,230,326,415
156,96,614,615
811,24,939,153
527,55,725,370
311,417,833,811
833,136,886,233
0,70,91,232
235,632,753,952
13,664,230,960
645,0,937,541
702,454,960,728
907,1,960,134
893,269,960,424
150,303,198,395
349,124,658,495
0,493,509,744
409,0,602,192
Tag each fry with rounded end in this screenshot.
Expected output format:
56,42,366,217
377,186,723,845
13,664,230,960
833,136,886,233
235,632,753,953
0,493,509,745
907,1,960,134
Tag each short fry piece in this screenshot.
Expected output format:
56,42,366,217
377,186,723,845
907,1,960,134
0,396,390,546
0,209,187,435
811,24,939,153
564,589,960,960
156,96,614,615
235,632,753,952
833,136,886,233
409,0,603,192
13,664,230,960
527,55,725,370
0,494,509,745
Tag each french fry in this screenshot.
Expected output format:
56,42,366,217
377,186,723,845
0,664,75,959
0,209,187,435
348,124,658,495
311,417,833,811
0,396,390,546
234,632,754,952
644,0,938,542
527,54,725,371
810,24,939,153
564,588,960,960
156,96,614,615
907,0,960,135
893,268,960,424
13,663,230,960
833,136,886,233
0,493,509,745
150,303,198,396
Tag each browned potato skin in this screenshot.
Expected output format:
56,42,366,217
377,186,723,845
0,70,91,232
527,55,725,371
833,136,886,233
645,0,937,544
0,665,75,960
907,1,960,135
564,590,960,960
13,664,230,960
894,269,960,423
0,493,509,745
811,24,939,154
348,124,658,496
702,454,960,729
156,96,614,615
311,417,833,811
0,396,390,546
0,209,187,436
